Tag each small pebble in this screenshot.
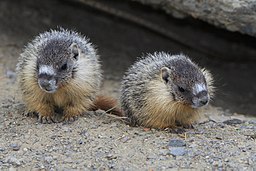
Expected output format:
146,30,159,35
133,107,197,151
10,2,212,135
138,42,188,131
248,120,256,124
78,140,84,145
106,154,117,160
159,156,167,161
159,149,169,156
212,161,218,166
95,109,106,116
169,147,186,156
168,139,186,147
6,70,16,79
223,119,243,125
0,147,5,152
121,136,130,143
79,129,89,137
44,156,53,164
108,163,115,169
5,156,21,166
10,144,20,151
64,157,73,163
147,154,157,160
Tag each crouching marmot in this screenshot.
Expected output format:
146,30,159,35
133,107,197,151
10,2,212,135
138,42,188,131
120,52,214,128
16,28,120,123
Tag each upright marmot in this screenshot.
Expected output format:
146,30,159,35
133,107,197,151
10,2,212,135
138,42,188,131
121,52,214,128
16,29,118,123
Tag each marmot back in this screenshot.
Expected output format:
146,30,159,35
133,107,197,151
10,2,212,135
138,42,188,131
120,52,214,128
16,29,102,123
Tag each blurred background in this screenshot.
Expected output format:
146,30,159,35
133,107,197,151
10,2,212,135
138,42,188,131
0,0,255,115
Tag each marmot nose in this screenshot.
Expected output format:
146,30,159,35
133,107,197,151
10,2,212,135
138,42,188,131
192,94,209,108
40,80,51,89
199,97,208,105
38,78,57,93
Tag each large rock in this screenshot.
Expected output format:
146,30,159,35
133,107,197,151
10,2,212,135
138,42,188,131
133,0,256,37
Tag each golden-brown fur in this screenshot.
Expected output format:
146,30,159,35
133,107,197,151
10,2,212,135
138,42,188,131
136,79,200,128
120,52,214,129
16,29,102,123
19,58,96,121
91,95,123,116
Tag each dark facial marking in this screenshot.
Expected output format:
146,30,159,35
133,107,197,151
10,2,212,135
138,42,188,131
38,73,54,80
178,86,185,93
171,93,176,101
60,63,68,70
73,52,78,60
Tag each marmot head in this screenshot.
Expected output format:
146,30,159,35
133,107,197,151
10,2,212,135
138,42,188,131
160,56,210,108
36,40,80,93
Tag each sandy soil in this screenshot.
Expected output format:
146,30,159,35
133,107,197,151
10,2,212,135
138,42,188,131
0,0,255,170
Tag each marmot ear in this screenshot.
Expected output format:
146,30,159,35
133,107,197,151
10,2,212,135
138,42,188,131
70,42,79,60
161,67,170,83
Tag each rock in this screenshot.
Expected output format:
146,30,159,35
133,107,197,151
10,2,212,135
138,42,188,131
78,140,84,145
121,136,130,143
64,157,73,163
212,160,224,168
44,156,53,164
106,154,117,160
95,109,106,116
169,147,186,156
79,129,89,137
248,120,256,124
147,154,157,160
223,119,243,125
108,163,115,169
209,114,230,123
132,0,256,37
5,156,21,166
9,144,20,151
62,126,72,132
6,70,16,79
159,149,169,156
168,139,186,147
0,147,5,152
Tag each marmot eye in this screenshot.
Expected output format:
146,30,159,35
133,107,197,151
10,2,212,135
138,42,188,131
61,63,67,70
73,53,78,60
178,86,185,92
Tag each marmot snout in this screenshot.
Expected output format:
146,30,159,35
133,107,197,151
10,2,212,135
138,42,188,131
121,52,214,128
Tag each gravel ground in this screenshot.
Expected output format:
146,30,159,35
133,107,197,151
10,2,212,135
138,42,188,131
0,0,256,170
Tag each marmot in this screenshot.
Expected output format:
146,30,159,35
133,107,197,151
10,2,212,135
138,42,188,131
16,28,120,123
120,52,214,128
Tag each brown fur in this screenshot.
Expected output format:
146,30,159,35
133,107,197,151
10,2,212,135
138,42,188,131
20,62,121,120
120,53,214,129
134,79,200,129
21,63,95,121
91,95,123,116
16,29,103,123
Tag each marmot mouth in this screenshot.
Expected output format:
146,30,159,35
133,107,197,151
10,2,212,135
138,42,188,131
38,82,58,93
43,89,57,93
40,87,57,94
38,78,58,93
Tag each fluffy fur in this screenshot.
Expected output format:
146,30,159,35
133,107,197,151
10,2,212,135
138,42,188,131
120,52,214,128
16,28,102,123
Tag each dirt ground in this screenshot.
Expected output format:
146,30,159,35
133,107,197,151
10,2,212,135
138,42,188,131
0,0,255,170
